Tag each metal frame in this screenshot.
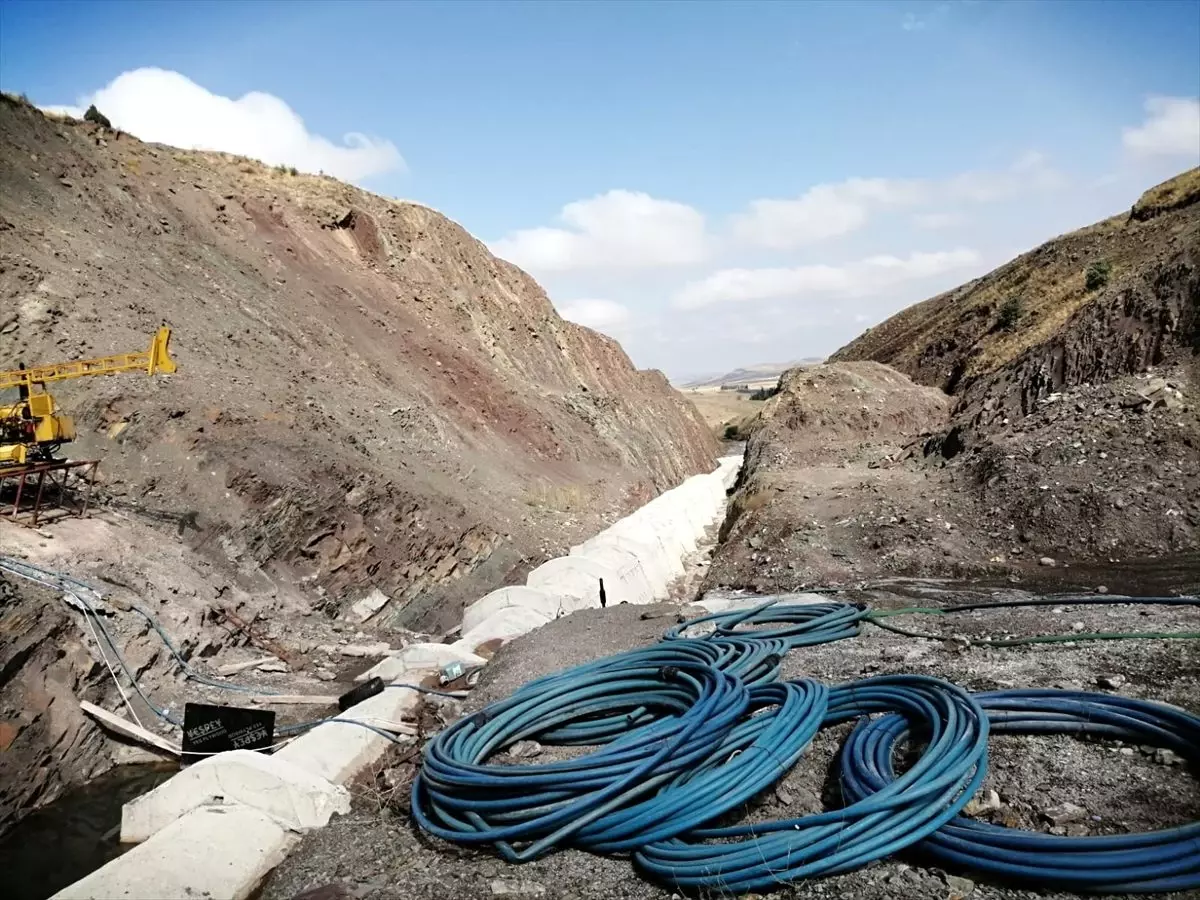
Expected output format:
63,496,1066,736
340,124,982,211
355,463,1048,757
0,459,99,527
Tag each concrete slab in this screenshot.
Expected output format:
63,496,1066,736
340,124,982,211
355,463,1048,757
276,681,425,785
570,543,655,605
602,517,685,581
462,586,560,634
355,642,486,684
573,532,670,599
455,604,555,653
51,804,298,900
120,749,349,844
526,556,622,611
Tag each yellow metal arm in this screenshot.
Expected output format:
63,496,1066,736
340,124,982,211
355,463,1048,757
0,327,177,390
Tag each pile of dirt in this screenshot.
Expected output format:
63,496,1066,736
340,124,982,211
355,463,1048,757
0,94,717,834
705,361,971,592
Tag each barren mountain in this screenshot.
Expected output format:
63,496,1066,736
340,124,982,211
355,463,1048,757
0,94,716,833
0,94,716,630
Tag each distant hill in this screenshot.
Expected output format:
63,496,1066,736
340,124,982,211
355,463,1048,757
680,359,823,390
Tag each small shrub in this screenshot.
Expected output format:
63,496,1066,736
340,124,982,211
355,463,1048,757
997,296,1023,331
723,424,740,440
288,166,298,176
1085,259,1111,291
83,104,111,128
749,385,780,401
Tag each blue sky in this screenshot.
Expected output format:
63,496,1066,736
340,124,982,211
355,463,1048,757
2,0,1198,380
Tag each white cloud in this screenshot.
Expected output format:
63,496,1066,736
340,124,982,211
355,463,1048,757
490,190,710,273
912,211,967,229
42,68,403,182
558,298,632,333
1122,96,1200,158
731,178,926,249
732,154,1060,250
672,248,981,310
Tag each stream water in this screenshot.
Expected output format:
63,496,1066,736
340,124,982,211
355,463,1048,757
0,763,177,900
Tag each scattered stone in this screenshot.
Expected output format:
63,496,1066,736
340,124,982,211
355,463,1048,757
963,788,1002,818
1038,556,1056,567
507,740,542,759
1153,748,1184,766
1096,673,1126,689
775,785,794,806
491,879,547,897
1096,585,1109,594
258,659,289,673
1042,801,1088,825
349,588,391,624
945,874,975,899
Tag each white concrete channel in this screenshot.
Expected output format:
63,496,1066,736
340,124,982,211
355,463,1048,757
52,453,743,900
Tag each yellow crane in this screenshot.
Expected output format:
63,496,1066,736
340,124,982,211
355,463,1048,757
0,327,177,467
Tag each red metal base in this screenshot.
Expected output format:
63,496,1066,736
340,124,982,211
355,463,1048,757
0,459,100,527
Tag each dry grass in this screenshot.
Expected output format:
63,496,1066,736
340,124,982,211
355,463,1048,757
524,482,590,511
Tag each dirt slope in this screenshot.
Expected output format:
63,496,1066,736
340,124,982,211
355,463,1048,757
0,94,716,632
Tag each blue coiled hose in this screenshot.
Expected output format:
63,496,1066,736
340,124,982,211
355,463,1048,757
632,675,988,891
843,689,1200,893
663,598,866,649
411,646,753,860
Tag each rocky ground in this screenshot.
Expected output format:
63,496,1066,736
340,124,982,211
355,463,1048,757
705,360,1200,596
260,584,1200,900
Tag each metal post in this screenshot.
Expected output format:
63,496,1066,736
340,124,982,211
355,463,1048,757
31,470,46,527
82,462,98,517
12,471,26,520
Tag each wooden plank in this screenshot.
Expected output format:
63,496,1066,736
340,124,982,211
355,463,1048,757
247,695,339,706
81,700,181,757
216,656,279,676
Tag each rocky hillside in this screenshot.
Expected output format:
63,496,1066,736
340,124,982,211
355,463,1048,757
832,168,1200,417
0,94,717,632
708,171,1200,596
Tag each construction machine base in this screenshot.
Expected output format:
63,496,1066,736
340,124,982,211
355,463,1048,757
0,459,99,528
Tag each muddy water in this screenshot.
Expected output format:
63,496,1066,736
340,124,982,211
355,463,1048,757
0,762,177,900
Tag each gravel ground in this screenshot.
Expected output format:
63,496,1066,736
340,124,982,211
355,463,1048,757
260,584,1200,900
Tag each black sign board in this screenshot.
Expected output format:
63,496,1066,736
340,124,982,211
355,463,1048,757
182,702,276,761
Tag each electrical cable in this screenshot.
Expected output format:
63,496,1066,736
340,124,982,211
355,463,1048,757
842,688,1200,894
663,598,866,649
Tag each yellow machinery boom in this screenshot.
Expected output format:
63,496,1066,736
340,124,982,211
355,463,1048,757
0,327,177,466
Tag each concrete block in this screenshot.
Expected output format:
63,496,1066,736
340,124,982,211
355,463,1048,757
355,642,485,683
51,804,298,900
463,586,560,634
456,605,554,653
526,555,622,611
570,544,655,605
574,532,670,599
276,680,424,785
603,517,685,581
121,749,350,844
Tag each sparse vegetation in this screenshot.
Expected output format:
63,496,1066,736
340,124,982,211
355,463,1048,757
749,385,781,401
1085,259,1112,291
723,424,740,440
997,296,1024,331
83,104,111,129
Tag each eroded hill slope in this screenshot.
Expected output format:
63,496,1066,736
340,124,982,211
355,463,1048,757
0,95,717,630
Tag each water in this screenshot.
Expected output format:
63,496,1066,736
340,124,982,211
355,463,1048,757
0,763,177,900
